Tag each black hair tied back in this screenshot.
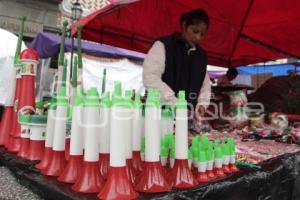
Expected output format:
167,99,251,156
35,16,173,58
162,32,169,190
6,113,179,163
180,8,210,27
180,12,189,25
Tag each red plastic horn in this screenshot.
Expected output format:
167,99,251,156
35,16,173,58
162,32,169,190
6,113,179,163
58,155,83,183
7,112,21,153
99,153,110,180
9,49,39,153
35,147,53,170
98,167,138,200
168,159,198,189
135,162,170,193
58,104,84,183
0,107,14,146
132,151,143,175
17,114,30,158
72,88,104,193
42,85,68,176
35,98,56,170
5,58,22,151
27,115,47,161
99,86,137,199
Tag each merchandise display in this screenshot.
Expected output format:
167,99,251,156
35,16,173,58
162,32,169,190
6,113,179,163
0,12,299,200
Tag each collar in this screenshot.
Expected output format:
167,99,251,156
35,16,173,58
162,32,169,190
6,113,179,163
173,32,198,54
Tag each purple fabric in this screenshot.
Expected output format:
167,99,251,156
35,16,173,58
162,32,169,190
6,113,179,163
208,72,226,79
28,32,145,60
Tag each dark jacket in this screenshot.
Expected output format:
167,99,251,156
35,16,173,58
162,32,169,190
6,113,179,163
158,33,207,108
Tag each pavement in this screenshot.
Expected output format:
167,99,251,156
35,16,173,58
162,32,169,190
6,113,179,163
0,167,43,200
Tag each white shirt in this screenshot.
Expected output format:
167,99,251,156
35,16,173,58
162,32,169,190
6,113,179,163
143,41,211,109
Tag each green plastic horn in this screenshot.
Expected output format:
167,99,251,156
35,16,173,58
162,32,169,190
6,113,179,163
77,25,83,69
113,81,122,97
14,16,26,65
101,68,106,95
72,56,78,88
58,21,68,66
62,58,68,87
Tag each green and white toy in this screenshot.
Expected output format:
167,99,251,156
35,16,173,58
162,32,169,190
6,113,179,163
161,105,174,138
99,91,111,155
83,87,100,162
69,85,84,157
175,91,188,160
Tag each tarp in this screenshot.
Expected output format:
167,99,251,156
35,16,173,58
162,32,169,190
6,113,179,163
238,64,300,76
28,32,145,60
249,76,300,114
64,53,145,95
71,0,300,67
1,147,300,200
0,28,26,105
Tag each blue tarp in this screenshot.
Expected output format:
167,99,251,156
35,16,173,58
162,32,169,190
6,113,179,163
28,32,145,60
237,64,300,76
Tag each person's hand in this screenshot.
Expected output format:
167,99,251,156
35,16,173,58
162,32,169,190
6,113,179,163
195,105,205,123
197,105,206,117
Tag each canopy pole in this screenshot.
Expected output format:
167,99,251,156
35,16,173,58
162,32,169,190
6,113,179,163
241,34,300,60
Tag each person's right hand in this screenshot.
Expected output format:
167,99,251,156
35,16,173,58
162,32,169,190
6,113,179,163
195,105,206,124
197,105,206,117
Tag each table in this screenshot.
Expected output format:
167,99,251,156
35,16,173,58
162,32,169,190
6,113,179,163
0,147,299,200
212,85,254,93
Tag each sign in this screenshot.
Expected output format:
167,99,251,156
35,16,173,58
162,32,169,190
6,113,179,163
21,63,36,76
0,15,43,38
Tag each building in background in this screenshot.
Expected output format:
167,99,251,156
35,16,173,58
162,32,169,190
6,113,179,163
0,0,110,44
0,0,61,43
58,0,110,28
59,0,110,18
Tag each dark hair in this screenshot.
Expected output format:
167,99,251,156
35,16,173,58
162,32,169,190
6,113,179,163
227,68,238,76
180,8,210,27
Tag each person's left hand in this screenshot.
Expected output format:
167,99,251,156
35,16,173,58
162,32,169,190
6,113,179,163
197,105,206,117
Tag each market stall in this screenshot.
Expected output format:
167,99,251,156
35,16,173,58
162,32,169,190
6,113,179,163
0,0,300,199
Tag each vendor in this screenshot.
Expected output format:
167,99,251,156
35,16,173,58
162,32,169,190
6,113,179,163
143,8,211,118
217,68,238,86
287,69,298,77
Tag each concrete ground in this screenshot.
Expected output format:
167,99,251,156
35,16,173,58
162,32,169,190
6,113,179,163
0,167,43,200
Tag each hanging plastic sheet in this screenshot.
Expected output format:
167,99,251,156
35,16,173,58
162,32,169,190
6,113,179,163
64,53,145,95
0,28,26,106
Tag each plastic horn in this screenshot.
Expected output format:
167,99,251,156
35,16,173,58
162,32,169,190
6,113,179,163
72,56,78,88
62,58,67,87
14,16,26,65
101,68,106,95
58,21,68,66
77,25,83,69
